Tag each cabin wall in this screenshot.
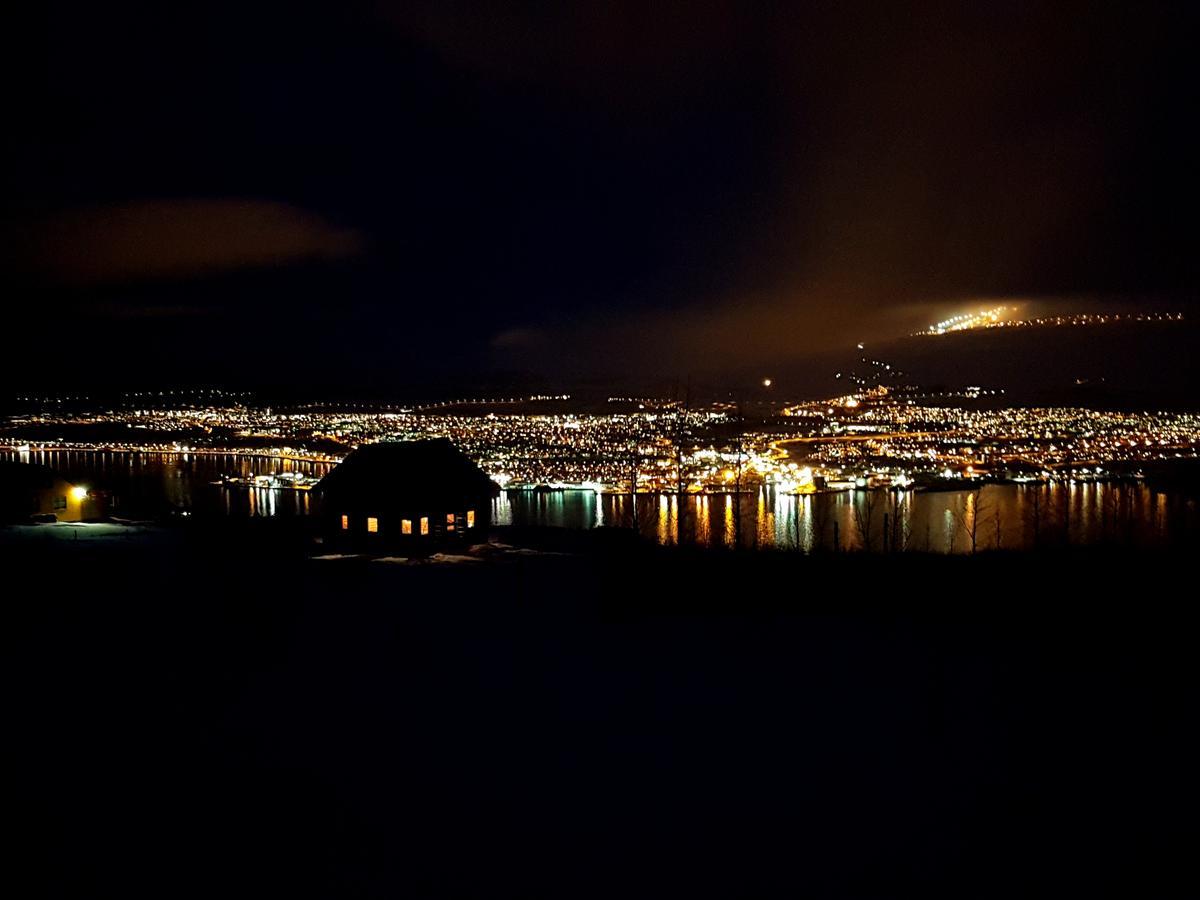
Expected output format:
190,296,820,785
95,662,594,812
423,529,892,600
0,476,90,522
320,501,490,551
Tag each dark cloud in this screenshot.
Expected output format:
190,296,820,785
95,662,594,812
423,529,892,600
476,2,1197,375
8,200,362,285
2,1,1195,391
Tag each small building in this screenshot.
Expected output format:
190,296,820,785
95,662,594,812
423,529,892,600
314,439,496,551
0,462,97,522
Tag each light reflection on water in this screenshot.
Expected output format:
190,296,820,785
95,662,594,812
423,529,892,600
497,483,1198,553
0,449,328,517
4,450,1196,550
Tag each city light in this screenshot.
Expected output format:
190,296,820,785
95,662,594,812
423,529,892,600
4,388,1199,500
924,306,1011,335
918,308,1182,337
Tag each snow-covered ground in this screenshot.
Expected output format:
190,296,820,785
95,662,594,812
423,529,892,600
0,521,169,544
310,541,566,565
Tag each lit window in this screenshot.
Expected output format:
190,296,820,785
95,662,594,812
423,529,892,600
402,519,412,535
367,517,379,534
420,517,429,535
446,513,456,524
467,510,475,528
341,514,349,530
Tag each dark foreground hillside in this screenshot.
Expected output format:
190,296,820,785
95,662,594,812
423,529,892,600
6,524,1194,898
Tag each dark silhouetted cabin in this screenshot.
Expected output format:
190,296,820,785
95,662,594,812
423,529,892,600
0,462,95,522
314,439,496,551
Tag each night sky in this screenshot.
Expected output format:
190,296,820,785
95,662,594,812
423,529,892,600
4,2,1196,395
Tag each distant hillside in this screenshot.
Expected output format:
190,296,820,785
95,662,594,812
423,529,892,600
863,321,1199,409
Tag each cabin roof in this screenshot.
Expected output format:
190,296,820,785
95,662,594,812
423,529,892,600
314,439,496,509
0,461,63,490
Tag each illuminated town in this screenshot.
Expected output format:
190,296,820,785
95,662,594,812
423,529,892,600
4,387,1198,497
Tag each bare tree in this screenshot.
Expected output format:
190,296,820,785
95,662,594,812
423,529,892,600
809,492,832,552
673,377,691,541
1100,482,1122,542
732,401,745,549
952,487,987,554
1027,483,1045,547
1059,479,1072,545
628,445,640,534
886,490,912,552
1121,483,1138,545
992,506,1003,550
852,488,881,552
